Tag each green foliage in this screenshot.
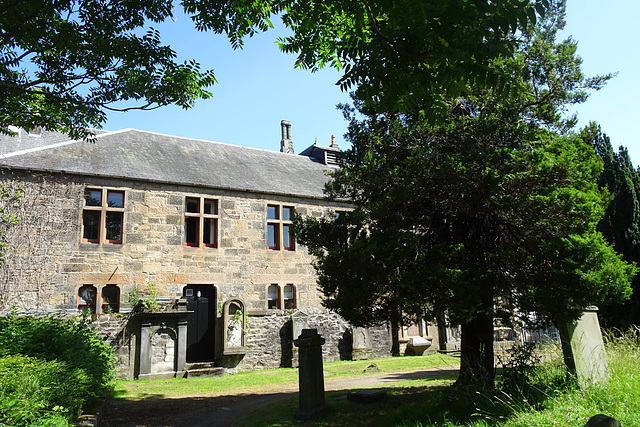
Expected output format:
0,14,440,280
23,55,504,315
1,0,553,137
189,0,549,117
128,281,161,312
295,0,633,387
0,178,23,269
0,313,115,400
583,123,640,328
0,354,90,426
1,0,216,140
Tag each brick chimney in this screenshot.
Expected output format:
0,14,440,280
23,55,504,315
330,134,339,149
280,120,294,154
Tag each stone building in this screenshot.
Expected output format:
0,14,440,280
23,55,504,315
0,122,395,378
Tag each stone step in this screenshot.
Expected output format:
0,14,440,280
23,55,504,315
185,362,217,370
185,367,225,378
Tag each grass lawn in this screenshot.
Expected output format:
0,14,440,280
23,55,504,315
110,353,459,401
236,332,640,427
110,331,640,426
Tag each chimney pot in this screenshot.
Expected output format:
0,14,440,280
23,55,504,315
280,120,294,154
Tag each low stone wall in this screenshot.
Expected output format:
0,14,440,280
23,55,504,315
92,308,392,379
229,308,391,372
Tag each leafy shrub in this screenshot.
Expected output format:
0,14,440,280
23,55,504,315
0,313,114,396
0,313,115,425
0,354,90,425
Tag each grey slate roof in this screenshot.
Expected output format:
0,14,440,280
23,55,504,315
0,127,108,156
0,129,336,199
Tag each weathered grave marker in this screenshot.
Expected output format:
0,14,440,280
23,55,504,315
558,307,609,388
294,328,329,419
352,326,373,360
291,311,310,367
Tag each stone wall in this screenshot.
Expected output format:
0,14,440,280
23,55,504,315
90,308,392,379
228,308,391,373
0,170,346,313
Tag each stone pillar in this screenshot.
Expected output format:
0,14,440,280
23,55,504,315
294,329,329,419
139,319,152,377
177,317,188,373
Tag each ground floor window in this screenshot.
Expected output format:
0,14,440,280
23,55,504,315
268,284,280,309
101,285,120,313
78,284,120,314
77,285,97,314
284,284,296,309
267,284,296,309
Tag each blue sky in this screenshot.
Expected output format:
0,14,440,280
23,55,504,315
104,0,640,165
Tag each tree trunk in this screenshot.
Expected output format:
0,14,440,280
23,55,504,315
456,311,495,388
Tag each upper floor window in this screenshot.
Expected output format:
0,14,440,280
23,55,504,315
82,188,124,244
267,205,294,251
185,197,218,248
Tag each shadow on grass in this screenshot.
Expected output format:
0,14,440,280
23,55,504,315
236,369,568,427
101,391,299,427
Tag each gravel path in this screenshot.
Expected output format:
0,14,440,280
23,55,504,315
99,364,459,427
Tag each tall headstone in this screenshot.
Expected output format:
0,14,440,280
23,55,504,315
291,311,310,341
291,311,310,367
294,328,329,419
559,307,609,388
351,326,373,360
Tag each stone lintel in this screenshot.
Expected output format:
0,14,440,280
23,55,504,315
66,273,135,286
173,273,225,284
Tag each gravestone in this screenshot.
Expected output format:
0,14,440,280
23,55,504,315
291,311,310,367
559,307,609,388
352,327,373,360
292,311,310,341
294,328,329,419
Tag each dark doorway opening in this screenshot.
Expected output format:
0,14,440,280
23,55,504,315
183,285,216,362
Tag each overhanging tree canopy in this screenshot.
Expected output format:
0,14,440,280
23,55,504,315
2,0,548,139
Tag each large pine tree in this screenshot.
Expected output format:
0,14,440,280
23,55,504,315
295,1,635,387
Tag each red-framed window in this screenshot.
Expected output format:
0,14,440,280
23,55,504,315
268,284,280,309
284,284,296,309
101,285,120,313
185,197,218,248
77,285,97,314
82,188,124,244
267,205,295,251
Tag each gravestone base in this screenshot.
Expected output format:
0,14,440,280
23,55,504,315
294,404,331,420
352,348,374,360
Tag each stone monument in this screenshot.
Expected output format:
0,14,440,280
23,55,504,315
351,326,373,360
558,307,609,388
294,328,329,419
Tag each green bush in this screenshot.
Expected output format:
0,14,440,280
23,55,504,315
0,313,115,426
0,313,114,395
0,354,90,426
